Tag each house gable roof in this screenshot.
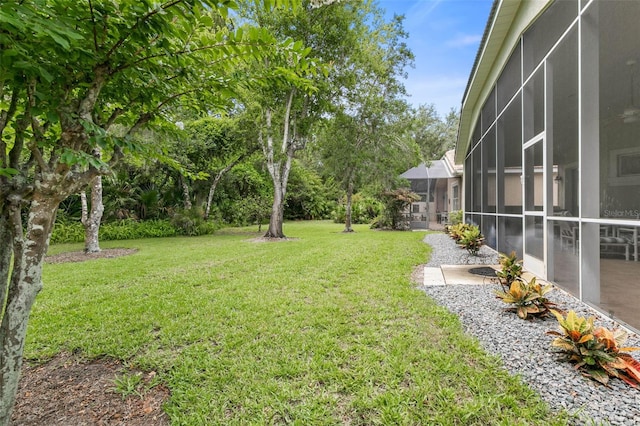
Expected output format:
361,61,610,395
400,150,462,181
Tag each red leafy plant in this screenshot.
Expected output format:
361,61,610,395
547,310,640,387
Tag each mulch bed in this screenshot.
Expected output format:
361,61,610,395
45,248,138,264
11,353,170,426
13,247,169,425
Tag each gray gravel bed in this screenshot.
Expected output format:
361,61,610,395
420,233,640,425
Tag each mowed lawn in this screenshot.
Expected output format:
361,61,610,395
29,221,567,425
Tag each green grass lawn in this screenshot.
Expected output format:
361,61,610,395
29,221,568,425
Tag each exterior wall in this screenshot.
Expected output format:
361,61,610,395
459,0,640,332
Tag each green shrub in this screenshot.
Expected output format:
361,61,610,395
170,208,218,236
233,195,271,228
371,188,419,230
100,219,177,240
458,225,485,256
50,216,219,244
50,222,85,244
449,223,472,243
494,277,557,320
496,251,523,290
332,194,382,225
449,210,463,225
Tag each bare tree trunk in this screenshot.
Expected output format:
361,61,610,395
80,149,104,254
0,206,12,312
181,176,192,210
343,177,354,233
80,190,88,223
262,90,297,239
204,157,244,221
0,192,60,425
265,166,286,238
80,175,104,253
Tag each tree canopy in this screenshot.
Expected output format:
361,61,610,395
0,1,316,422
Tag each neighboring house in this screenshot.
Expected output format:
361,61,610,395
457,0,640,331
400,150,463,229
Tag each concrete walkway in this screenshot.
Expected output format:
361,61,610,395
423,264,500,287
423,264,544,287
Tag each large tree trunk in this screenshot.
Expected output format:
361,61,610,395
262,91,298,239
343,177,354,233
0,206,12,311
264,165,287,238
81,175,104,253
0,191,61,425
264,142,294,238
180,176,192,210
204,157,244,221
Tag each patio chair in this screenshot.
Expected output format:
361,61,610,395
559,221,578,254
616,226,638,261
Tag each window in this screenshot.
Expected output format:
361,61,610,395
498,92,523,214
497,42,522,113
549,27,579,217
523,67,544,141
482,88,496,134
483,125,497,213
523,0,578,79
452,184,460,211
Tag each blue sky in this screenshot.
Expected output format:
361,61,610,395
377,0,493,116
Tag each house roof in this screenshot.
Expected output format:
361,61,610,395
455,0,552,163
400,159,454,180
401,150,462,180
443,149,463,175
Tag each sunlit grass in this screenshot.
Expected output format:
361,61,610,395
28,221,569,424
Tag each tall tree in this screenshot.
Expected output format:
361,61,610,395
182,115,260,219
413,104,460,162
316,11,415,232
0,1,311,422
239,0,358,238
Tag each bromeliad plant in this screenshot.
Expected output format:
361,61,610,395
494,277,557,320
547,310,640,388
496,251,523,291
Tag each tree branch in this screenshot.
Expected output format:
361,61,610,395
282,88,295,153
78,68,107,120
154,89,198,112
103,0,186,61
80,190,88,226
126,113,153,137
0,88,19,169
8,113,29,171
88,0,99,52
7,196,24,251
105,107,124,130
29,142,49,174
110,43,246,76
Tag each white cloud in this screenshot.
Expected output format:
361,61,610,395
445,34,482,48
403,75,469,115
403,0,444,30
